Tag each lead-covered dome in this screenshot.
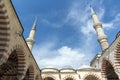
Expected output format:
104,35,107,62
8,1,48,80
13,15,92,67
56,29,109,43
41,66,59,72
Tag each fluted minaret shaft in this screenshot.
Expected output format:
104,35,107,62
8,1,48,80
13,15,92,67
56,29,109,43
26,17,38,50
90,6,109,51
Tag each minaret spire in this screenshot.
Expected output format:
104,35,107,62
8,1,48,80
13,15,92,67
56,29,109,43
90,5,95,14
26,17,38,50
32,17,38,30
90,5,109,51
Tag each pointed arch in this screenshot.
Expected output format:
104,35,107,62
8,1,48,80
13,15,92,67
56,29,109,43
35,75,39,80
83,73,100,80
0,45,26,80
63,75,76,80
43,75,56,80
44,77,55,80
23,65,35,80
65,77,74,80
114,41,120,70
101,58,119,79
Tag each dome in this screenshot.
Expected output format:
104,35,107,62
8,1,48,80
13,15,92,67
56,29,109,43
45,66,57,69
77,67,96,71
60,68,76,73
41,66,59,73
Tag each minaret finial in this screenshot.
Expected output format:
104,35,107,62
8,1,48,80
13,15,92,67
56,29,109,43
90,5,95,14
32,17,38,30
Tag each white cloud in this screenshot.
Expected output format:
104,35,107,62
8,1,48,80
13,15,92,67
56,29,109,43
103,13,120,30
41,19,64,28
65,1,106,35
64,0,101,55
79,65,92,69
32,0,102,69
33,42,57,59
33,43,93,69
33,0,120,69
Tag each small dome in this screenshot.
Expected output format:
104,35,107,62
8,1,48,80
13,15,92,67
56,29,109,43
45,66,56,69
41,66,59,73
60,68,76,72
77,67,96,71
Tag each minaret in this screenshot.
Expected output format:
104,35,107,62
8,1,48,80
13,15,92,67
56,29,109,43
90,5,109,51
26,17,38,50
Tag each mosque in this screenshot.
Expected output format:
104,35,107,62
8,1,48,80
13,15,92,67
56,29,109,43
0,0,120,80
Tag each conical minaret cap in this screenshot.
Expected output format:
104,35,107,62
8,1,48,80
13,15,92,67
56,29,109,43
90,5,95,14
32,17,38,30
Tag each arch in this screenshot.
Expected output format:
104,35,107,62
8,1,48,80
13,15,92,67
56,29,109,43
65,77,74,80
63,75,76,80
0,47,26,80
0,0,10,65
23,65,35,80
15,46,26,79
43,75,56,80
114,41,120,70
84,75,100,80
35,75,39,80
83,73,100,80
44,77,55,80
101,58,119,79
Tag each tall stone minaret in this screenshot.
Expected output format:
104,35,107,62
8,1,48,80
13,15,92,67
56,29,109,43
90,5,109,51
26,17,38,50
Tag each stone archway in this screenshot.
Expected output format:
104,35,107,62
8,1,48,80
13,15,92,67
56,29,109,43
0,50,18,80
114,41,120,70
23,65,35,80
44,77,55,80
0,48,26,80
35,75,39,80
102,59,119,80
84,75,100,80
83,74,100,80
63,75,76,80
65,77,74,80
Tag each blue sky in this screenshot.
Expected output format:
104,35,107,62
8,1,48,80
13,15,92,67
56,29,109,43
12,0,120,69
